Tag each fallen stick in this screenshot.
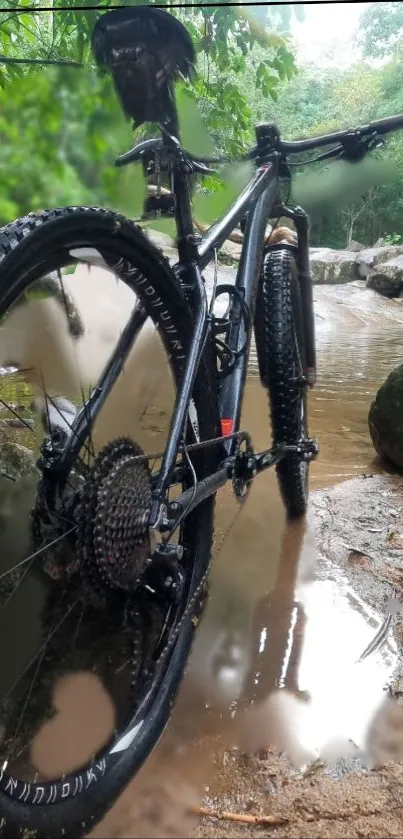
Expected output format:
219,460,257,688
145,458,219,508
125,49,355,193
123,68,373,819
192,805,385,826
190,806,289,826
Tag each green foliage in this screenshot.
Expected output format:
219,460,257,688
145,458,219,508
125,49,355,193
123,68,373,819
359,2,403,59
382,232,403,246
241,2,403,249
0,0,300,224
2,0,403,251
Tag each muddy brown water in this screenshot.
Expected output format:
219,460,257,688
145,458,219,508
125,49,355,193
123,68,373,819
2,276,403,836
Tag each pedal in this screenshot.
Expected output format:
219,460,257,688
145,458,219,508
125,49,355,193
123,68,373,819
288,438,319,462
301,438,319,462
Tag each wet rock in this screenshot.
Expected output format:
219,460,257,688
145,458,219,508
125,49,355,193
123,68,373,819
346,240,365,252
356,245,403,279
368,365,403,468
309,249,357,284
0,440,38,481
366,254,403,298
0,417,34,430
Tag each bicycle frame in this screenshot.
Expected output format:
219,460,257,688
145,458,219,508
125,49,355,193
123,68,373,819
52,125,316,534
146,128,316,529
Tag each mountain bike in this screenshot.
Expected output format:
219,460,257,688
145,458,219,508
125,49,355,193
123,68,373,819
0,7,402,837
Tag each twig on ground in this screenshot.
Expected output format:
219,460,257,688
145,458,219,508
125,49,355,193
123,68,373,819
190,806,289,826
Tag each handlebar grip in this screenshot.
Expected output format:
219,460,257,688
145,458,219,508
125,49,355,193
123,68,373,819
365,114,403,135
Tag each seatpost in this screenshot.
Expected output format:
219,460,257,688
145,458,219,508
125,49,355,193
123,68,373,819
161,90,199,265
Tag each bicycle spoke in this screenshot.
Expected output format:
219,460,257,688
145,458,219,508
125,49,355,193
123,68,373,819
0,399,34,434
70,601,85,651
12,644,47,742
57,268,96,461
40,372,52,445
2,599,78,708
0,527,77,584
0,556,37,612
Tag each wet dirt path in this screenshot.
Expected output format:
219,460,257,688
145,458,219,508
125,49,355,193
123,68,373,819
86,280,403,838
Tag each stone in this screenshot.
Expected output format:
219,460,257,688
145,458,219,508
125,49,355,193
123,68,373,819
309,249,358,284
356,245,403,279
369,364,403,469
366,254,403,298
346,240,365,252
0,440,38,481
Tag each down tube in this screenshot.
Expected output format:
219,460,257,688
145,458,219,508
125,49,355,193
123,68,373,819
218,168,279,443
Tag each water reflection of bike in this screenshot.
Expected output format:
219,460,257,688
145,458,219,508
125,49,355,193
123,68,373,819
0,6,403,836
242,519,309,706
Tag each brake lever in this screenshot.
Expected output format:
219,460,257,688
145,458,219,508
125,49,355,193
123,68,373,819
340,130,384,163
114,138,164,167
188,159,218,175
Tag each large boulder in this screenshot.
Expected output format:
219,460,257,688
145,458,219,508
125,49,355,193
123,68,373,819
309,249,357,284
346,240,365,252
366,254,403,298
369,365,403,469
356,245,403,279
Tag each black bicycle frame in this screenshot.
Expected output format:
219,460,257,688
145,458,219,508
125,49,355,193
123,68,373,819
147,138,315,528
52,127,315,532
149,157,281,519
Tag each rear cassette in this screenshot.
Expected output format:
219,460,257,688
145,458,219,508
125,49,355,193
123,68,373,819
76,438,152,593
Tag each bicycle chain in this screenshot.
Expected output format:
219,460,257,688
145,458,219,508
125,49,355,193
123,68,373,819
99,429,246,466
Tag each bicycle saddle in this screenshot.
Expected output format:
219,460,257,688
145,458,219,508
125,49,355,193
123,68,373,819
91,7,195,128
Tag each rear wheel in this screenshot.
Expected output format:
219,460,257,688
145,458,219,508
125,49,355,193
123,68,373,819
0,207,219,837
255,247,309,518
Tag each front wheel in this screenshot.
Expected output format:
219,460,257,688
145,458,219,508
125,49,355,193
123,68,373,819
255,247,309,518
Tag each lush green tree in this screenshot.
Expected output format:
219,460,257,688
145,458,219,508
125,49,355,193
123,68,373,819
2,0,403,251
359,2,403,59
0,0,302,224
0,1,301,152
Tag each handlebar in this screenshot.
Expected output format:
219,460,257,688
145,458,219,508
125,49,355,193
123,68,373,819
115,113,403,172
279,113,403,155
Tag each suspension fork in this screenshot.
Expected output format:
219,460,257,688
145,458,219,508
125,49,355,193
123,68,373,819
273,203,317,385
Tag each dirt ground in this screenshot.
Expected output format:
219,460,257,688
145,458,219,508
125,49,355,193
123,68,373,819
191,473,403,839
194,746,403,839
